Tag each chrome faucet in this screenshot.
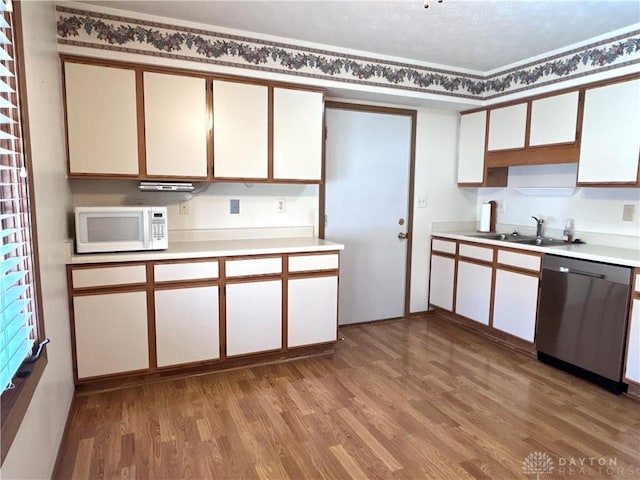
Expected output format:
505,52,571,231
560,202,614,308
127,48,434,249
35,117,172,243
532,216,544,238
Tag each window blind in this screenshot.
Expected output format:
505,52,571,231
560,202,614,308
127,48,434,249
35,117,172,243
0,0,37,393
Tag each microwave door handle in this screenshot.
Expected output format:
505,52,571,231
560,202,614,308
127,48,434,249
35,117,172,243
143,211,151,248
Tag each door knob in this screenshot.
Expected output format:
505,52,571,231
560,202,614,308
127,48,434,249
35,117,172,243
398,232,408,240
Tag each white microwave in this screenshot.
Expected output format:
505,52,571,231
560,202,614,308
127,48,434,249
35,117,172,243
75,206,168,253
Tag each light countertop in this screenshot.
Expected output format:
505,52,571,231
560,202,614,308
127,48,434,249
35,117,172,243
433,232,640,268
68,237,344,265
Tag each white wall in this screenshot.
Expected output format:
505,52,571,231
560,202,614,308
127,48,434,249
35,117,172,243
476,164,640,240
411,109,478,312
70,181,320,237
1,2,74,479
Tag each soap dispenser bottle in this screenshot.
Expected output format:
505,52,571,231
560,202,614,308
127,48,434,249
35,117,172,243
563,219,574,243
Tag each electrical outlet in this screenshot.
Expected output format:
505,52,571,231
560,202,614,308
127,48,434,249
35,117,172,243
497,201,506,213
276,198,286,213
230,199,240,214
179,201,189,215
622,204,635,222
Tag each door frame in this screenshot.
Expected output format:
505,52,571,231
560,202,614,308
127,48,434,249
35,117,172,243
320,101,418,318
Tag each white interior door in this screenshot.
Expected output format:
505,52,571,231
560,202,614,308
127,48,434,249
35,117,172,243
325,108,412,325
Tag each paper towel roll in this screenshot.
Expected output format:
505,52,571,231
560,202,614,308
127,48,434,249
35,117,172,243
479,203,491,232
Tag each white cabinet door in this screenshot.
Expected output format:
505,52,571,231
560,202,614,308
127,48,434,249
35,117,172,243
213,80,268,179
487,103,527,151
493,269,539,342
288,276,338,347
144,72,208,177
529,91,579,146
73,291,149,379
154,286,220,367
457,111,487,184
578,79,640,183
273,88,324,181
429,254,455,311
455,261,492,325
64,63,139,175
226,280,282,356
624,299,640,384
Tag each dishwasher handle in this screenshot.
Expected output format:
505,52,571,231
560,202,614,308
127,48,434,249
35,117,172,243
546,265,605,280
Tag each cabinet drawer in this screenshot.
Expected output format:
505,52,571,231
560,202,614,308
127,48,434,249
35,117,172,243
432,239,457,255
497,250,541,272
225,257,282,277
72,265,146,289
154,261,219,282
289,254,339,272
459,243,493,263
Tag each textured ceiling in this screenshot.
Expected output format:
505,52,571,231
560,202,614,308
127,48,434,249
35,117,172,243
85,1,640,72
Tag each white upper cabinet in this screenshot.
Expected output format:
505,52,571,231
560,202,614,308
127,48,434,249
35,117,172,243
273,88,324,181
65,62,139,175
487,103,527,151
578,79,640,184
529,91,579,146
144,72,208,178
457,111,487,184
213,80,269,179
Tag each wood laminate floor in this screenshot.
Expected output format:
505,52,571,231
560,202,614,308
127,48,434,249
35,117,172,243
54,314,640,479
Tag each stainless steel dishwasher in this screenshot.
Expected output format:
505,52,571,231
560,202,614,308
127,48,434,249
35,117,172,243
537,254,632,393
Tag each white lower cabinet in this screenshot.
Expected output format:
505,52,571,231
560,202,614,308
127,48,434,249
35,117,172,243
288,276,338,347
226,280,282,356
455,260,492,325
492,269,539,342
73,291,149,379
624,299,640,383
429,254,455,311
154,286,220,367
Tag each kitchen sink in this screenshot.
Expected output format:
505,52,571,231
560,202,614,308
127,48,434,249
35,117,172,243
512,237,567,246
469,232,537,242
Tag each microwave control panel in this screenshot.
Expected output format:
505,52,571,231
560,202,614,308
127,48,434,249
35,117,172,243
151,210,168,241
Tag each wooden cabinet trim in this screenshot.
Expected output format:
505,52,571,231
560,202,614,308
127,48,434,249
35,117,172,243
495,264,541,278
282,256,288,352
287,270,339,279
267,86,274,181
224,274,283,284
136,69,147,177
153,279,219,289
485,143,579,168
458,256,493,267
146,263,157,371
206,78,214,180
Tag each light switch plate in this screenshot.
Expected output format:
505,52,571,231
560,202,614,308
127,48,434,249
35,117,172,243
622,204,635,222
416,195,427,208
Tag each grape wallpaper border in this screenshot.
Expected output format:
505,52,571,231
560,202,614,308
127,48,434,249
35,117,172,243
56,6,640,101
